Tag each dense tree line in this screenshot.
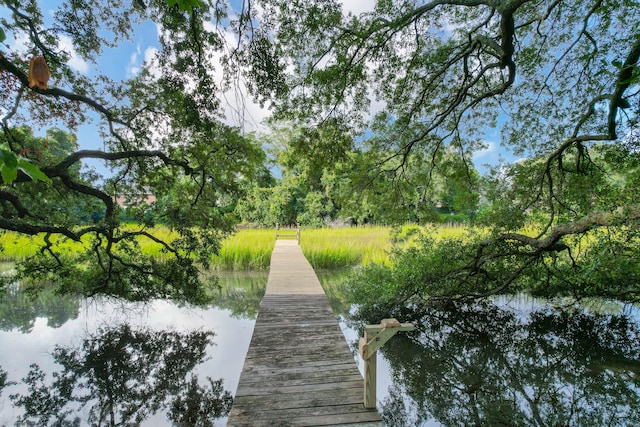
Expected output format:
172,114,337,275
235,122,481,226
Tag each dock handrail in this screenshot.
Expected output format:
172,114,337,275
275,222,300,244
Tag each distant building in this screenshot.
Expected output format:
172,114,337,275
113,190,156,208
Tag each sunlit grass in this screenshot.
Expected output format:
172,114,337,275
0,224,476,270
210,229,275,270
0,232,44,261
0,226,180,262
300,226,392,268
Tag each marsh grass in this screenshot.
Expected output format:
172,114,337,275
207,226,393,270
210,229,275,270
0,232,44,261
0,226,180,262
0,224,473,270
300,226,392,268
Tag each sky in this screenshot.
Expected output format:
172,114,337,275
0,0,517,177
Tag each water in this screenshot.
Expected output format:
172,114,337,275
0,271,268,427
1,269,639,426
344,296,640,427
319,270,640,426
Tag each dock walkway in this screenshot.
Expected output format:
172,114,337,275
227,240,383,426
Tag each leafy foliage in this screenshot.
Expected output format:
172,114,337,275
0,0,266,300
243,0,640,301
1,0,639,303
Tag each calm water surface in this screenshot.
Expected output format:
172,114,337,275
0,270,268,426
321,270,640,427
1,268,639,426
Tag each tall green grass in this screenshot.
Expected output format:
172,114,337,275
0,227,180,262
300,226,392,269
0,232,44,261
210,229,275,270
208,226,393,270
0,224,472,270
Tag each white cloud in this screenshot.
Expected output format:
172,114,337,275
57,35,89,74
6,30,89,75
126,45,142,78
194,24,271,132
472,141,500,174
124,40,161,80
142,46,161,79
472,141,497,161
9,30,31,54
340,0,376,15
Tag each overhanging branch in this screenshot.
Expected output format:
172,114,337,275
494,207,639,253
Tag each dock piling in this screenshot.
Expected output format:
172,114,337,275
359,318,415,408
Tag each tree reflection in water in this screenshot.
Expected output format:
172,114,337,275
373,302,640,427
0,283,80,332
8,324,232,426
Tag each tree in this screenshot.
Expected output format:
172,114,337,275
0,0,266,300
236,121,347,227
10,324,232,426
244,0,640,302
328,136,481,224
0,282,80,332
2,0,639,302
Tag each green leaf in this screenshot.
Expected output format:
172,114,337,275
0,150,18,169
1,164,17,184
18,160,52,183
174,0,204,12
0,28,6,43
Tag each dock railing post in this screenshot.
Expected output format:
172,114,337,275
359,318,414,409
275,222,301,244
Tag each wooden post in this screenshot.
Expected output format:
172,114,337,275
275,223,279,240
296,223,300,245
360,327,377,409
359,318,414,409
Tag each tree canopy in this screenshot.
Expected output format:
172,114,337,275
0,0,266,300
0,0,639,304
245,0,640,305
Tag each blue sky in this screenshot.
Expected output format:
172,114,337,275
1,1,516,177
1,3,160,176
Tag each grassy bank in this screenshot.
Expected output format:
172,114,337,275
301,226,391,269
209,226,393,270
210,229,275,270
0,224,470,270
0,227,181,262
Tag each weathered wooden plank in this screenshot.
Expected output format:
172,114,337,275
233,380,364,398
239,360,358,373
229,410,385,427
240,362,358,376
229,401,382,421
227,240,383,427
244,327,344,344
238,364,357,377
234,372,363,388
232,389,364,407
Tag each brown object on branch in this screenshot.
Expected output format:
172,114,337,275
28,56,50,89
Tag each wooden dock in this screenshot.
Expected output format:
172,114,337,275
227,240,384,426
